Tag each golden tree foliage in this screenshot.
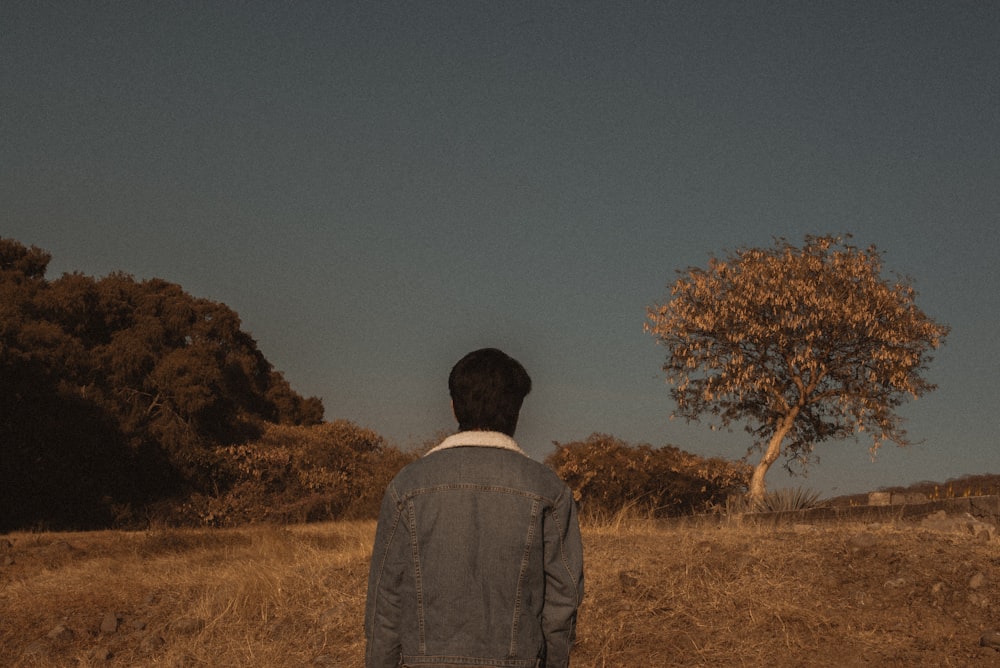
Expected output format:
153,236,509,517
645,235,949,503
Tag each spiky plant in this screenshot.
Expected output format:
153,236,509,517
759,487,823,513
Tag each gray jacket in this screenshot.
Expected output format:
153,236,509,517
365,431,584,668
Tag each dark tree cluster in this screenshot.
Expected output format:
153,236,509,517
1,238,323,530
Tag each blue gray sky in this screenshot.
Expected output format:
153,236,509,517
4,2,998,496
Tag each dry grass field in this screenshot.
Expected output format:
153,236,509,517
2,514,999,667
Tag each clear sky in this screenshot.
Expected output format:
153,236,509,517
3,2,998,497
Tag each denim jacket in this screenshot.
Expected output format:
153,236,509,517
365,432,584,668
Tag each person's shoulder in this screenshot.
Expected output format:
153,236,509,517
508,451,573,495
389,454,432,485
513,451,558,476
387,451,458,487
396,448,570,497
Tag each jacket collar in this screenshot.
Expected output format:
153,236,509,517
424,430,528,457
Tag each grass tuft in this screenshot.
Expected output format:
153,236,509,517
758,486,824,513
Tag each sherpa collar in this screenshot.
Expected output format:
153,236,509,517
423,431,528,457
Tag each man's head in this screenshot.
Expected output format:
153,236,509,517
448,348,532,436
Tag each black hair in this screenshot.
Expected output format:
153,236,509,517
448,348,532,436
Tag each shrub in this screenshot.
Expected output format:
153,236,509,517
162,420,416,526
545,433,751,519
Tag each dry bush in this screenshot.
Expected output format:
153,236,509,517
148,429,755,529
158,420,416,527
2,516,998,667
546,433,751,519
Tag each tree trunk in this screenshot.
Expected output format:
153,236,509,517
747,412,797,508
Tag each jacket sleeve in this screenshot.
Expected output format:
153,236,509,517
541,486,585,667
364,485,405,668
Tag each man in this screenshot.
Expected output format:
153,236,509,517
365,348,585,668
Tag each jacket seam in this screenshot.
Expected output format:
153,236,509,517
400,654,540,667
366,488,403,666
510,497,539,657
406,498,427,655
403,483,555,503
549,490,583,607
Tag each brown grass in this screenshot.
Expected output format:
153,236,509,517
2,517,998,667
